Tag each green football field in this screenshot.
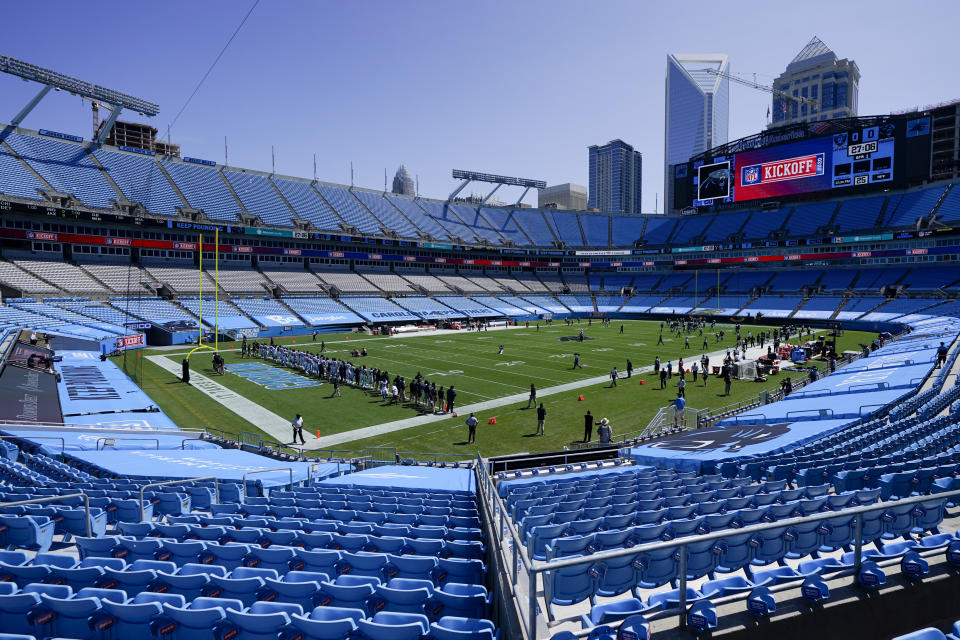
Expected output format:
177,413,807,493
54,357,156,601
113,320,874,458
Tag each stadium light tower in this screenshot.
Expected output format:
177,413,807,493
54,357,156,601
0,55,159,143
449,169,547,206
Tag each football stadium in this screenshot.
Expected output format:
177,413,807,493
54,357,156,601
0,3,959,640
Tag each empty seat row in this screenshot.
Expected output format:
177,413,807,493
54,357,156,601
0,579,496,640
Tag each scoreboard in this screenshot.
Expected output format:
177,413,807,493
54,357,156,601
830,123,895,189
675,113,932,211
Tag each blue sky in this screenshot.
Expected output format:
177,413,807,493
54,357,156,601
2,1,956,211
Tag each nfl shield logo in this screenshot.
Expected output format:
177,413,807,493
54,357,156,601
743,166,760,184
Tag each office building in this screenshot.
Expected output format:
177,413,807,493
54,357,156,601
769,36,860,128
391,165,415,196
588,140,642,214
538,183,587,210
664,53,729,211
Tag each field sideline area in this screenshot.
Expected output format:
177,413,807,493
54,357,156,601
113,320,874,457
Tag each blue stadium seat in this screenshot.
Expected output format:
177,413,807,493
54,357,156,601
98,559,177,598
318,575,379,614
243,546,296,574
0,561,50,587
295,549,342,576
433,583,489,620
357,611,430,640
339,551,388,579
204,542,253,571
32,587,107,640
290,605,365,640
112,538,164,564
430,616,499,640
159,540,207,566
97,592,186,637
647,587,703,611
384,554,438,583
373,577,434,614
208,567,277,606
701,575,754,599
0,583,72,635
262,570,329,609
0,516,54,552
222,601,302,640
580,598,646,628
544,558,595,617
151,563,218,600
157,597,245,640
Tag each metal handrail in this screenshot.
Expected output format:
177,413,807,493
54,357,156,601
180,438,210,449
0,493,92,537
0,435,66,458
241,467,294,500
96,437,159,451
138,476,220,521
477,454,537,640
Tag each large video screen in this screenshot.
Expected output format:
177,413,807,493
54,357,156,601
734,137,831,202
676,119,910,210
696,161,730,201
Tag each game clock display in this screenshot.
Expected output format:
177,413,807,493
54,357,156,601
831,124,895,188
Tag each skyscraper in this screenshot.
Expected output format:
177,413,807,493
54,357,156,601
588,140,642,214
391,165,415,196
664,53,729,212
769,36,859,128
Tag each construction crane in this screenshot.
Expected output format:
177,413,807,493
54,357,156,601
701,68,819,122
88,99,114,139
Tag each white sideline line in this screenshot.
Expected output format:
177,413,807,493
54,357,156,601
145,355,316,445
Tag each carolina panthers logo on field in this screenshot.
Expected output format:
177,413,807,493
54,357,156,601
646,423,791,454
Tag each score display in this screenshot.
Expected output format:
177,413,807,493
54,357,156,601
831,124,895,188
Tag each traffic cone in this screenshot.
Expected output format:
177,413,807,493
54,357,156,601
292,340,296,344
316,430,321,438
639,379,645,385
488,417,497,424
578,395,585,401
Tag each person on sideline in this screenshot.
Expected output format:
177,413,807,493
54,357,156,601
292,414,306,445
465,413,478,444
536,403,546,436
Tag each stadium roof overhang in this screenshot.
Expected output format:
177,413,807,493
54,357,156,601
0,55,159,144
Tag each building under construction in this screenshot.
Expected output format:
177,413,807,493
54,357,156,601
96,119,180,157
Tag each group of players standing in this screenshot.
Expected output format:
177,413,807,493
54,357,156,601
241,336,457,415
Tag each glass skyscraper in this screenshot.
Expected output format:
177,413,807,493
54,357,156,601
588,139,642,215
664,53,729,212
